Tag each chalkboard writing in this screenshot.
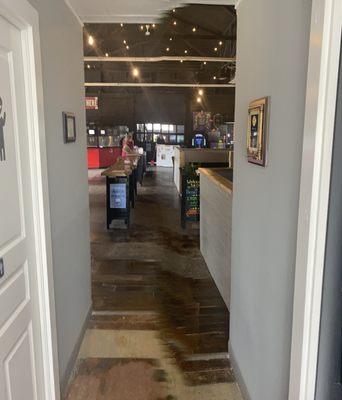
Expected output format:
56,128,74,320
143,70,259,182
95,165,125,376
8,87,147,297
184,178,200,221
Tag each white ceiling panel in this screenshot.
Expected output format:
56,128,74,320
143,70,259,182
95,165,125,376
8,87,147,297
65,0,236,23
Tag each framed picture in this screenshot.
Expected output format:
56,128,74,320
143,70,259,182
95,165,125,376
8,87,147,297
62,112,76,143
247,97,269,166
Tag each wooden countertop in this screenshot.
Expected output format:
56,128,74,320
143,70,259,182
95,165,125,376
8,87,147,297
101,154,141,177
198,168,233,194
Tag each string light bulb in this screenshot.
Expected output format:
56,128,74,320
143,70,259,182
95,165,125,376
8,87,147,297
140,25,144,30
192,27,196,32
152,23,156,28
184,50,188,54
169,37,173,41
126,45,129,50
203,61,207,65
213,75,217,80
219,41,223,45
166,47,170,52
120,23,124,27
198,89,204,96
105,53,109,57
180,59,183,63
123,40,127,44
197,97,202,103
87,64,91,69
132,67,139,77
172,8,176,12
88,35,94,46
173,21,177,25
214,47,218,52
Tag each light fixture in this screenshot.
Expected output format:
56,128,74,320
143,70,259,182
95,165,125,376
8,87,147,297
169,37,173,41
198,89,204,96
214,47,218,52
120,23,124,27
213,75,217,80
173,21,177,25
152,23,156,28
166,47,170,52
184,50,188,54
219,41,223,45
192,27,196,32
132,67,139,77
140,25,144,30
88,35,94,46
105,53,109,57
203,61,207,65
126,45,129,50
87,64,91,69
196,97,202,103
180,59,183,63
123,40,127,44
172,8,176,12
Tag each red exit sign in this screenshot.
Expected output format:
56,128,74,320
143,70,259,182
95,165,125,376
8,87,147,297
85,96,98,110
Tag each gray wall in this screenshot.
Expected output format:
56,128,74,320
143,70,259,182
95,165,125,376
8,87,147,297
230,1,312,399
28,0,91,384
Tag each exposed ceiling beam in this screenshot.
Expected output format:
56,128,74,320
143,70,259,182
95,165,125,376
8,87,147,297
163,34,236,40
85,82,235,88
84,56,235,63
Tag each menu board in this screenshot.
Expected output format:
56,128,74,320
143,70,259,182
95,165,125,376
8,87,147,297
110,183,126,209
185,178,200,221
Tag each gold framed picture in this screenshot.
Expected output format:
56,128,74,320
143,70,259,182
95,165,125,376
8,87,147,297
247,97,269,166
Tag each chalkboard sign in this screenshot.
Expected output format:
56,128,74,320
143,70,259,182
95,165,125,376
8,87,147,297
181,169,200,228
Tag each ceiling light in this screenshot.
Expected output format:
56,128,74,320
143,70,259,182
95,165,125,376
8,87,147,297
172,8,176,12
184,50,188,54
132,67,139,77
203,61,207,65
87,64,90,69
123,40,127,44
126,45,129,50
152,24,156,28
192,27,196,32
120,23,124,27
105,53,109,57
169,37,173,41
197,97,202,103
198,89,204,96
173,21,177,25
214,47,218,52
140,25,144,30
213,75,217,80
88,35,94,46
219,41,223,45
180,60,183,63
166,47,170,52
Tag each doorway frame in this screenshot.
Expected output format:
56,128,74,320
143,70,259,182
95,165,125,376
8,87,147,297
289,0,342,399
0,0,60,399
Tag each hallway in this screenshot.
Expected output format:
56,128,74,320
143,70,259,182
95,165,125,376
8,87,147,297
65,167,242,399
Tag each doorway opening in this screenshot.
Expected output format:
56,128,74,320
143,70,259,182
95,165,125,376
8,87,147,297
65,4,240,399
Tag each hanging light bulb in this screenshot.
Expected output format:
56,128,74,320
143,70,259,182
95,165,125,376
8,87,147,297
192,27,196,32
172,8,176,12
140,25,144,30
88,35,94,46
219,41,223,46
197,97,202,103
198,89,204,96
126,45,129,50
184,50,188,54
152,23,156,28
173,21,177,25
105,53,109,57
214,47,218,52
87,64,91,69
132,67,139,77
169,37,173,41
123,40,127,44
213,75,217,80
120,23,124,27
180,59,183,63
166,47,170,52
203,61,207,65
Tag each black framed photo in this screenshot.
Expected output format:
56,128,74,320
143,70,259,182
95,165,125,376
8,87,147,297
62,112,76,143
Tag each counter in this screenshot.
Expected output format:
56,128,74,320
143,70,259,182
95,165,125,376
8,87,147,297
199,168,233,309
173,147,233,193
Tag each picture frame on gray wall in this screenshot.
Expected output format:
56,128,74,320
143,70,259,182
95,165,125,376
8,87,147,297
62,112,76,143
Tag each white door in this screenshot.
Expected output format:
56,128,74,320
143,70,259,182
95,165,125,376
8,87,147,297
0,14,46,400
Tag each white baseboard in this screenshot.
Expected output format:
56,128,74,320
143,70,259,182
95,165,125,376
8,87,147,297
229,343,252,400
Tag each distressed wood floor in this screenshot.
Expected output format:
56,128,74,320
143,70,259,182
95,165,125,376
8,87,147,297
65,168,240,400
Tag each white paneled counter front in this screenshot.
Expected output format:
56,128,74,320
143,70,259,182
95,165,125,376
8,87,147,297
199,168,233,309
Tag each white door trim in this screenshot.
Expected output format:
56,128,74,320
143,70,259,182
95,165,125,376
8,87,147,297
0,0,60,399
289,0,342,399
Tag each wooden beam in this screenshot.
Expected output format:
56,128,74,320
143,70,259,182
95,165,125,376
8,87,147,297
85,82,235,88
84,56,235,63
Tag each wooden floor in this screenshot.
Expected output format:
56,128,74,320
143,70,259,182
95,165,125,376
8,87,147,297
65,167,240,400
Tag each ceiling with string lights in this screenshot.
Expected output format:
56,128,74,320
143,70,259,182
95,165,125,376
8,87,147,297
84,4,236,89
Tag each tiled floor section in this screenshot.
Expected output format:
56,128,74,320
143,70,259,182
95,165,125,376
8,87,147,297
65,167,242,400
